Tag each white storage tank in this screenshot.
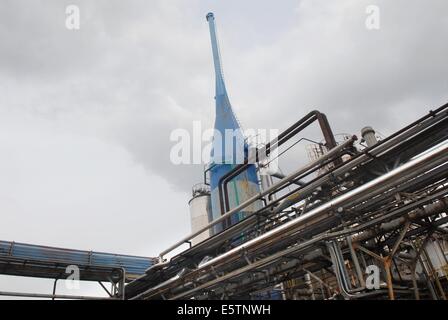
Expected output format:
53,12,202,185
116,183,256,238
188,183,212,246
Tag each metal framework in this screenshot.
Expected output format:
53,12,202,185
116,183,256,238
0,240,157,299
125,103,448,300
3,12,446,302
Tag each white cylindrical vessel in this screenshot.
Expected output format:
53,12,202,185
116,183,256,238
188,184,212,246
361,126,378,147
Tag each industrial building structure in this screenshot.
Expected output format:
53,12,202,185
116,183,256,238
1,12,447,300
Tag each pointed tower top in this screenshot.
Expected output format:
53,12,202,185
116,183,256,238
206,12,227,97
206,12,245,164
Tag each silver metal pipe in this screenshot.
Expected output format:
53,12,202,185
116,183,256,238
285,112,447,207
166,197,446,300
347,235,365,287
353,197,448,243
0,291,115,300
327,241,386,299
139,142,448,299
198,142,448,271
159,136,357,260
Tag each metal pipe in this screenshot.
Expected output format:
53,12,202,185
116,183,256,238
326,241,385,299
159,136,357,260
219,110,340,215
256,110,339,164
166,106,448,264
51,278,59,301
133,106,448,299
346,235,365,287
141,143,448,299
353,197,448,243
0,291,115,300
158,188,448,300
163,193,446,300
199,142,448,271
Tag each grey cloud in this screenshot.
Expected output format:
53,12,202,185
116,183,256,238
1,0,446,192
225,0,448,137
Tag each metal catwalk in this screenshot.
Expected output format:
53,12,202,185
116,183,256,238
0,240,157,299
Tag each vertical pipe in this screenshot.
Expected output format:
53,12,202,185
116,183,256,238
384,259,395,300
52,278,59,301
347,236,365,287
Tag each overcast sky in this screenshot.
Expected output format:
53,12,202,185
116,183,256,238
0,0,447,297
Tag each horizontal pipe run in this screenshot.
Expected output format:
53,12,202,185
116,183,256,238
248,109,448,226
353,197,448,243
0,291,116,300
167,192,448,300
159,136,357,260
158,106,448,264
132,105,448,299
139,142,448,299
200,142,448,270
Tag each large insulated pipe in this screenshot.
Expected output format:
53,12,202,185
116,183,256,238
353,197,448,243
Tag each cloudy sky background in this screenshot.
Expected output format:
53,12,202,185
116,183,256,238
0,0,447,297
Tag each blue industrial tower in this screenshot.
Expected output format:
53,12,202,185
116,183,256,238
206,12,261,235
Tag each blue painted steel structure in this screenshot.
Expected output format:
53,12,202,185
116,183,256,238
0,240,156,281
206,13,261,234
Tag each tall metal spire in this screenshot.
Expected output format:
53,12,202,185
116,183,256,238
206,12,242,166
206,12,227,98
205,13,261,235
